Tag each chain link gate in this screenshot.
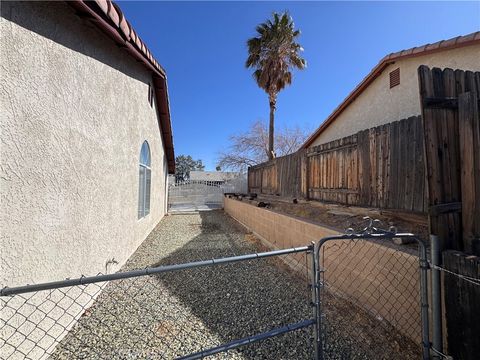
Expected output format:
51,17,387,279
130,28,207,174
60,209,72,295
1,246,319,359
312,218,430,360
1,218,431,359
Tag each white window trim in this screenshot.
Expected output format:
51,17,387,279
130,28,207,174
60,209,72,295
138,141,151,220
138,163,151,219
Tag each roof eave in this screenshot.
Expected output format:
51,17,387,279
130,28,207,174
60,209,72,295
301,32,480,149
67,0,175,173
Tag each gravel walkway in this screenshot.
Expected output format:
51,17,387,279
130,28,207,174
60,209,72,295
51,210,420,359
52,211,313,359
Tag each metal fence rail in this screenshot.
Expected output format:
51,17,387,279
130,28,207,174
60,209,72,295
1,219,434,360
177,319,315,360
313,222,430,360
0,247,310,297
1,246,316,359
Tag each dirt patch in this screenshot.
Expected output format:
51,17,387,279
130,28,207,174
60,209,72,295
321,290,420,359
237,194,429,244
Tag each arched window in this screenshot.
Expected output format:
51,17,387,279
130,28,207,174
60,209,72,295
138,141,151,219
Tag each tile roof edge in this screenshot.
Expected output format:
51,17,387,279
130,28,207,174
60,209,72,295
67,0,175,173
301,31,480,149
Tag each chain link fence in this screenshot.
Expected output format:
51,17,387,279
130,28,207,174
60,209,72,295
1,216,437,360
314,226,430,360
1,246,314,359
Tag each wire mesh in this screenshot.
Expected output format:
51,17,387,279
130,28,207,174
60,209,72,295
2,213,436,360
1,238,313,359
318,236,423,360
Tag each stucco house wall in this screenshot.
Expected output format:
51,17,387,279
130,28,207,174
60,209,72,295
0,1,169,287
310,45,480,146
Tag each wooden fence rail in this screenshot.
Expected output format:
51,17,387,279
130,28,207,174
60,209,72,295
248,115,427,213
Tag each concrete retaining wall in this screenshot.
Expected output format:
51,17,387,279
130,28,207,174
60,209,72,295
224,197,339,248
224,196,422,343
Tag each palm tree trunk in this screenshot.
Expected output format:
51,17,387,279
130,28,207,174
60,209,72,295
268,95,276,160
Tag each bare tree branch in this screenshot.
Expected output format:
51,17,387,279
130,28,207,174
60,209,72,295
217,120,309,171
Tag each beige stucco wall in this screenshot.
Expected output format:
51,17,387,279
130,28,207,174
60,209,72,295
311,44,480,146
0,1,169,287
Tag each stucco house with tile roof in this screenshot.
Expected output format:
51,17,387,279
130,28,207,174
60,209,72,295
1,0,175,287
302,32,480,148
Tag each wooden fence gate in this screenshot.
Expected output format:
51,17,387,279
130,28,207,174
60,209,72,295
418,65,480,254
418,65,480,359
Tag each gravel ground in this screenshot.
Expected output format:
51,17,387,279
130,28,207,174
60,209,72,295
51,210,420,359
52,211,313,359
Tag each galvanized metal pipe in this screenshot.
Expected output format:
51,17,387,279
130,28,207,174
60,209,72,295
312,241,322,360
431,234,443,359
175,319,315,360
419,239,431,360
310,243,321,360
1,245,311,296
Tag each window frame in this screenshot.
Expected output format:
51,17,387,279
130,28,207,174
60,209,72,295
138,141,151,219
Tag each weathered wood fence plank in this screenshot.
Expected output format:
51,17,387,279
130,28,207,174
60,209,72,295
248,115,426,212
459,90,480,254
442,251,480,360
419,65,480,253
419,66,480,360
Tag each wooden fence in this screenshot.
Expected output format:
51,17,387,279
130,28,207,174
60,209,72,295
248,115,427,213
442,251,480,360
249,65,480,359
248,151,303,198
418,65,480,254
419,66,480,359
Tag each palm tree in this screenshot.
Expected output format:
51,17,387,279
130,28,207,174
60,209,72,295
246,12,306,160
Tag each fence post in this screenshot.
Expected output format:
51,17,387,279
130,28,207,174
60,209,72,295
302,150,309,200
418,241,431,360
431,235,443,359
310,242,321,360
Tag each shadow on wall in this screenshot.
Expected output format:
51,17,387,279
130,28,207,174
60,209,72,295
1,1,150,85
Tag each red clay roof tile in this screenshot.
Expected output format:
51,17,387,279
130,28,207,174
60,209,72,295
94,0,108,14
67,0,175,172
107,4,119,26
460,32,476,42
